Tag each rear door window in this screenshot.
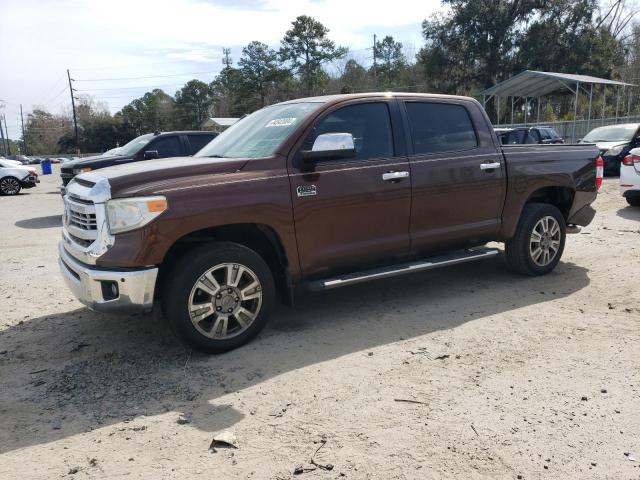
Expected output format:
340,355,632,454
405,102,478,154
146,136,182,158
187,134,214,155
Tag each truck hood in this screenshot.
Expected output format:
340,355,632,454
76,156,250,198
62,154,132,171
581,140,627,152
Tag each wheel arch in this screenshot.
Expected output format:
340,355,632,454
157,223,293,306
523,186,575,220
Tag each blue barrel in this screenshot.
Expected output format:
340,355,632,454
41,159,52,175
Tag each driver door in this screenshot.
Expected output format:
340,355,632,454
289,100,412,279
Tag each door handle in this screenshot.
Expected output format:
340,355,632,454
480,162,501,171
382,171,410,181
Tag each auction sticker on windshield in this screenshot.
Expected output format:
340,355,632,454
265,117,297,127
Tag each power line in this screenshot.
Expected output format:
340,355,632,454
75,70,223,82
76,83,188,92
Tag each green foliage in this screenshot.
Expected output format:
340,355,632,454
279,15,347,95
373,36,406,87
175,80,214,129
238,41,280,109
120,89,176,135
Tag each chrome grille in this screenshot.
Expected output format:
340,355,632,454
64,194,98,248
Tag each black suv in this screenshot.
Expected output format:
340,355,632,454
496,126,564,145
60,131,217,193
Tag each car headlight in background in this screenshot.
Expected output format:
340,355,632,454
106,196,168,234
73,167,92,174
604,145,624,157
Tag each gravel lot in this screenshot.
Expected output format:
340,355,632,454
0,165,638,479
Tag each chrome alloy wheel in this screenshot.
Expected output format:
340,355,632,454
187,263,263,339
529,216,561,267
0,177,20,195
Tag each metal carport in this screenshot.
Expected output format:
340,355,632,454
480,70,636,142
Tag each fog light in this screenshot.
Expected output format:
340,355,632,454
101,280,119,301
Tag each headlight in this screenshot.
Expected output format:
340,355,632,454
604,145,624,156
105,196,168,234
73,167,92,174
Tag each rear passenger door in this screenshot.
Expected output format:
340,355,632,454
401,99,506,254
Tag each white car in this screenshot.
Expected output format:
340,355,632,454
0,159,39,195
620,147,640,206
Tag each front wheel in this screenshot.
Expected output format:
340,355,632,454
505,203,566,276
161,242,275,353
0,177,21,195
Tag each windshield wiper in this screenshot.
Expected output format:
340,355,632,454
207,154,227,158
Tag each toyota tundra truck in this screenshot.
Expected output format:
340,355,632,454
58,93,601,353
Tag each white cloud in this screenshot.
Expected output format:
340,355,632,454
0,0,441,138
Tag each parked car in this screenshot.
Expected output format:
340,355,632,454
59,92,601,353
496,126,564,145
620,148,640,206
60,131,218,194
101,147,122,157
0,159,39,195
580,123,640,175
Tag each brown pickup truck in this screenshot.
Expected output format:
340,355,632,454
58,93,601,353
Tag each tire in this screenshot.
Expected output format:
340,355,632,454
0,177,21,195
626,196,640,207
504,203,566,276
161,242,275,353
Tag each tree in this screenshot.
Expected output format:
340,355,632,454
175,80,214,129
210,66,246,117
374,36,406,87
338,59,370,93
119,89,176,134
24,109,72,154
279,15,347,95
238,41,282,109
516,0,624,77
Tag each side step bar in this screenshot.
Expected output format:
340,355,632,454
307,247,500,291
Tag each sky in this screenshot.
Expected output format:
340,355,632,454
0,0,442,139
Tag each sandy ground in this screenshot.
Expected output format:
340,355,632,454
0,165,638,480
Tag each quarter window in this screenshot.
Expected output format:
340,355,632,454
405,102,478,154
311,103,394,160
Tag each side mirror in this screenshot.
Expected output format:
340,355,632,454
541,138,555,144
143,150,159,160
300,133,356,168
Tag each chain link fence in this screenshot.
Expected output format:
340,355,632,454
496,114,640,143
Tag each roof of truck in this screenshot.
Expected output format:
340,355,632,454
278,92,476,105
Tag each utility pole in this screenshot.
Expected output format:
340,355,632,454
222,48,232,68
20,104,27,155
372,34,377,88
67,69,79,153
0,114,6,156
3,114,11,155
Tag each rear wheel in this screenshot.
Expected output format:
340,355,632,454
626,196,640,207
161,242,275,353
505,203,566,276
0,177,21,195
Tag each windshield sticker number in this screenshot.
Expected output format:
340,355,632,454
265,117,297,128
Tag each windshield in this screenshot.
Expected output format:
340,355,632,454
582,125,638,143
117,134,153,156
195,102,323,159
102,147,122,157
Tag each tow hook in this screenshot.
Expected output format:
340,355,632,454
566,224,581,234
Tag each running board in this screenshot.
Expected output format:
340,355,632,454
307,247,500,291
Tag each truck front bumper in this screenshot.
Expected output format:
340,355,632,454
58,242,158,314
